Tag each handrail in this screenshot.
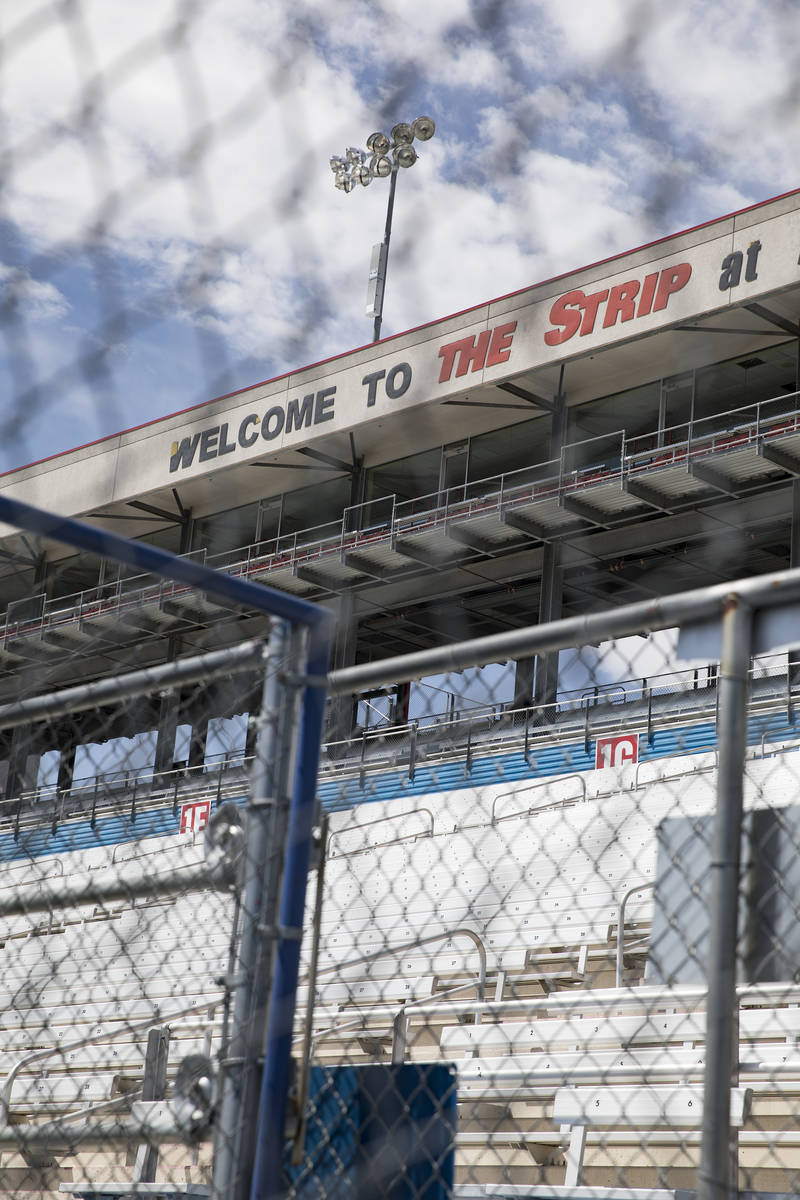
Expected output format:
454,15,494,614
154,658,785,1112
615,882,656,987
491,773,586,825
5,391,800,651
1,653,798,846
313,927,486,999
327,807,434,856
302,976,481,1057
633,751,717,791
0,998,218,1125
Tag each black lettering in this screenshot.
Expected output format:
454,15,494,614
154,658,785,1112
169,432,201,473
238,413,259,448
218,422,236,455
362,369,386,407
199,427,219,462
745,239,761,282
314,387,335,424
286,394,314,432
385,362,412,399
261,407,285,440
719,250,743,291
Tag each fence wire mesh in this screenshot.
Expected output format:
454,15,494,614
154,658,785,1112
287,596,800,1200
3,3,800,1200
0,608,312,1200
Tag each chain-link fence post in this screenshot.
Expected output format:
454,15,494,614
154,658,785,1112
699,598,753,1200
212,619,302,1200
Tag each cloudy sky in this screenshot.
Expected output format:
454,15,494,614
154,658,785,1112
0,0,798,472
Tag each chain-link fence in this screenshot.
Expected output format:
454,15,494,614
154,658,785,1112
277,570,800,1200
0,495,332,1200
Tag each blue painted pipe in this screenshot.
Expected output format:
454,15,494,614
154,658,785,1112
249,637,330,1200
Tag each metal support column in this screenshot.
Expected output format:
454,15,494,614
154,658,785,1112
532,540,563,715
789,479,800,702
326,456,366,747
514,372,566,715
187,713,209,770
4,724,33,802
698,598,752,1200
56,740,76,796
153,689,179,787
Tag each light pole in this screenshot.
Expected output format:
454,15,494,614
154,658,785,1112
330,116,435,342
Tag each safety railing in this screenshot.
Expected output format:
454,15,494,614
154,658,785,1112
3,646,799,847
4,390,800,657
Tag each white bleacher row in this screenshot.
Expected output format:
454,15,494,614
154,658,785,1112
305,748,800,1195
309,754,715,1006
310,749,800,1005
0,744,797,1192
0,831,231,1127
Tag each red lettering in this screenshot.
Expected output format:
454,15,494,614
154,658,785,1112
637,272,659,317
454,329,491,377
544,260,693,348
485,321,517,367
653,263,692,311
544,290,584,346
603,280,640,328
438,342,460,383
439,322,518,382
579,289,608,336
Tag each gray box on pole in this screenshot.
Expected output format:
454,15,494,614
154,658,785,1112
366,242,388,318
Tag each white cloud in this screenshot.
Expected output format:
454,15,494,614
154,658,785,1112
0,0,798,464
0,265,69,321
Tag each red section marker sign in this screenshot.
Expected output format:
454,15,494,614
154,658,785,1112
595,733,639,769
180,798,211,833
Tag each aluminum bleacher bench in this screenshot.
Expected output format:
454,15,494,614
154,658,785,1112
453,1086,751,1200
59,1186,209,1198
553,1084,750,1189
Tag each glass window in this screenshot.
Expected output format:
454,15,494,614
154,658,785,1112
693,340,798,431
567,381,660,470
193,502,258,558
366,448,442,506
282,475,352,537
468,415,552,483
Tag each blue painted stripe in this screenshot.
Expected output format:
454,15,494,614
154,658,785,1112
3,707,797,864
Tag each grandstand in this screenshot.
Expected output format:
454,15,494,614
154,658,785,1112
2,189,800,1195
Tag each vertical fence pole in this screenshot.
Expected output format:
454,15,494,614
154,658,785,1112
250,628,329,1200
212,620,296,1200
698,598,752,1200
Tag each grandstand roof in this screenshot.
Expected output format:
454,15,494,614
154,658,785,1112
1,188,799,547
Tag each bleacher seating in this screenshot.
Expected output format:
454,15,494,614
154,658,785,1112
2,743,800,1193
302,749,800,1194
0,834,229,1190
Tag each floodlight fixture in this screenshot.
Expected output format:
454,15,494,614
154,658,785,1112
367,131,391,154
412,115,435,141
394,143,417,169
390,122,414,144
329,115,436,341
370,154,392,179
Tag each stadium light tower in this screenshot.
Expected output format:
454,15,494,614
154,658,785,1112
330,116,435,342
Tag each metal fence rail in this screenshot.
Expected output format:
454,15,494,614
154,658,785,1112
276,565,800,1200
0,496,332,1200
